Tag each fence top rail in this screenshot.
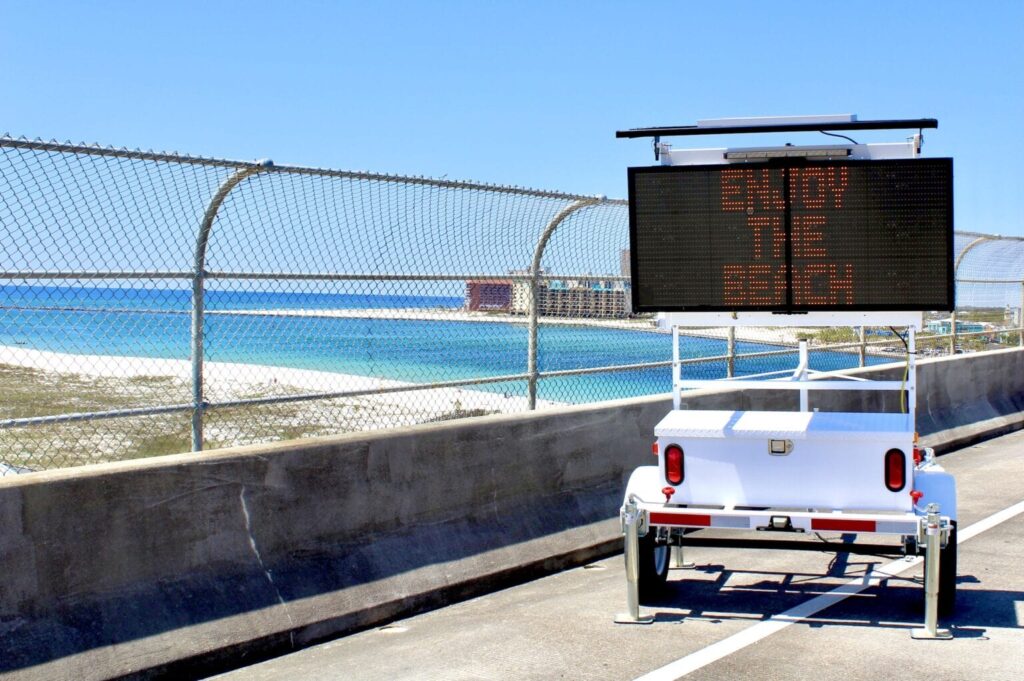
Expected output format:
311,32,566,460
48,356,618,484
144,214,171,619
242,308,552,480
0,135,627,204
956,230,1024,243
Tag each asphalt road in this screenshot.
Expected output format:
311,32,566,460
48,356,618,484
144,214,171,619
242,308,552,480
213,429,1024,681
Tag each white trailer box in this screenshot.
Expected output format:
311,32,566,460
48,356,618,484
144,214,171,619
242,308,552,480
656,409,913,512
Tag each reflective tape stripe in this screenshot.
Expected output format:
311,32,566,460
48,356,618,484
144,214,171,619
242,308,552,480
711,515,751,529
875,520,919,535
810,518,877,532
649,512,711,527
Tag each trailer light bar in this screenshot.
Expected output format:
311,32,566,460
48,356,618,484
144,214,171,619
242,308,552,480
723,146,852,160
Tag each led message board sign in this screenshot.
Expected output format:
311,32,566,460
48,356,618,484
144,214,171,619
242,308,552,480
628,158,953,312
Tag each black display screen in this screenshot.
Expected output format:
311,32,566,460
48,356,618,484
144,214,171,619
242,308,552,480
628,158,953,312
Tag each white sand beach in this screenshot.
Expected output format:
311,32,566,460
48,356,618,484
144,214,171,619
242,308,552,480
1,345,562,435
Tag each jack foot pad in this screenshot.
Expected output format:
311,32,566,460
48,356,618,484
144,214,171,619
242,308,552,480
911,627,952,640
614,613,654,625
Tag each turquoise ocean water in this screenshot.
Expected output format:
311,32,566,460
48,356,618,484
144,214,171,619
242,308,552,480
0,285,886,403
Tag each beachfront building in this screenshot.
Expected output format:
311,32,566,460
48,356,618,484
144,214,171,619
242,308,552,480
538,278,631,319
465,280,513,312
1007,306,1022,326
472,269,633,319
925,318,988,334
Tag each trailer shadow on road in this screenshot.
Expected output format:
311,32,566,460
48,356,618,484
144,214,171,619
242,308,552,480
641,561,1021,638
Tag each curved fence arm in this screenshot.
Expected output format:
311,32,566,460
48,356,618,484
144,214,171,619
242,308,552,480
949,235,992,355
191,161,274,451
526,197,603,409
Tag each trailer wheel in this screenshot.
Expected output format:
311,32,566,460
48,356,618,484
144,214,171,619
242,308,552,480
923,521,957,617
637,532,670,603
938,521,957,616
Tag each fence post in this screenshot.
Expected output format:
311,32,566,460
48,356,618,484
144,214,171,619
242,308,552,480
948,311,957,356
1020,282,1023,348
527,198,602,409
858,325,867,367
191,161,273,452
726,326,736,378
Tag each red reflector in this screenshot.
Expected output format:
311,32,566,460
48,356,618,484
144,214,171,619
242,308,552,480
811,518,877,532
885,448,906,492
650,512,710,527
664,445,684,485
652,442,659,456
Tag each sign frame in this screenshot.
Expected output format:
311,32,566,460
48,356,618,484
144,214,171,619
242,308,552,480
627,157,954,314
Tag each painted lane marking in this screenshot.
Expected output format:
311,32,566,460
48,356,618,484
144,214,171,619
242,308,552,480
633,499,1024,681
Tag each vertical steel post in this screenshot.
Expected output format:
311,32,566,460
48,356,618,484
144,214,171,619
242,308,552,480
912,504,952,639
1019,282,1023,348
908,326,917,424
615,496,654,624
671,541,694,569
672,325,681,410
949,311,957,356
798,339,809,412
527,198,600,409
726,326,736,378
859,325,867,367
191,161,272,452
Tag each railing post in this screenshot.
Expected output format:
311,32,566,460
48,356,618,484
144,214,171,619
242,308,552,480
527,197,601,409
726,326,736,378
191,161,273,452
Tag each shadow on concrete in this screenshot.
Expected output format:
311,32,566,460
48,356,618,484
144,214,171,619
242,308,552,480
0,485,623,679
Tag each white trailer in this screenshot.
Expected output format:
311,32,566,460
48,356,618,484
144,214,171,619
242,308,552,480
614,116,957,638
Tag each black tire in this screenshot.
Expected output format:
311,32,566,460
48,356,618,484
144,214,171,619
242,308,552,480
924,521,957,617
636,531,670,603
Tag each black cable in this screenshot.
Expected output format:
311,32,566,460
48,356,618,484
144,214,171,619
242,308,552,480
889,326,910,352
819,130,859,145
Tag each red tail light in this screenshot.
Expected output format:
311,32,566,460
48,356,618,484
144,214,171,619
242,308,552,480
665,445,684,485
885,448,906,492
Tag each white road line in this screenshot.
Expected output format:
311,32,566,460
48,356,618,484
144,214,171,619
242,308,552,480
633,499,1024,681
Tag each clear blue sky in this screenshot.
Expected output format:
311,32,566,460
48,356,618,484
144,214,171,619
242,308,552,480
2,0,1022,236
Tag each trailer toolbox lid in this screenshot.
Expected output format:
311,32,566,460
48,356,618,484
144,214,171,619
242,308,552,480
654,410,913,440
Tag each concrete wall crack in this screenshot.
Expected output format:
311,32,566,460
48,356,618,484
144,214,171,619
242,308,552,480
239,485,296,648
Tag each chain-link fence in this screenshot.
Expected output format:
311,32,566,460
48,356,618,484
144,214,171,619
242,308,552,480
2,136,1022,474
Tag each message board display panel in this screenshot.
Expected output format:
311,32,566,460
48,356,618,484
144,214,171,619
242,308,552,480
628,158,953,313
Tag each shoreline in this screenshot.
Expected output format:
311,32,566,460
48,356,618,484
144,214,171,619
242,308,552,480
207,307,662,332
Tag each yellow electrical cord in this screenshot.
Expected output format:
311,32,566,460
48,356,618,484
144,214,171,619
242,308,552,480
890,326,910,414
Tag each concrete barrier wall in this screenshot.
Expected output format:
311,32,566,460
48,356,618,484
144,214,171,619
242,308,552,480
1,348,1022,680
